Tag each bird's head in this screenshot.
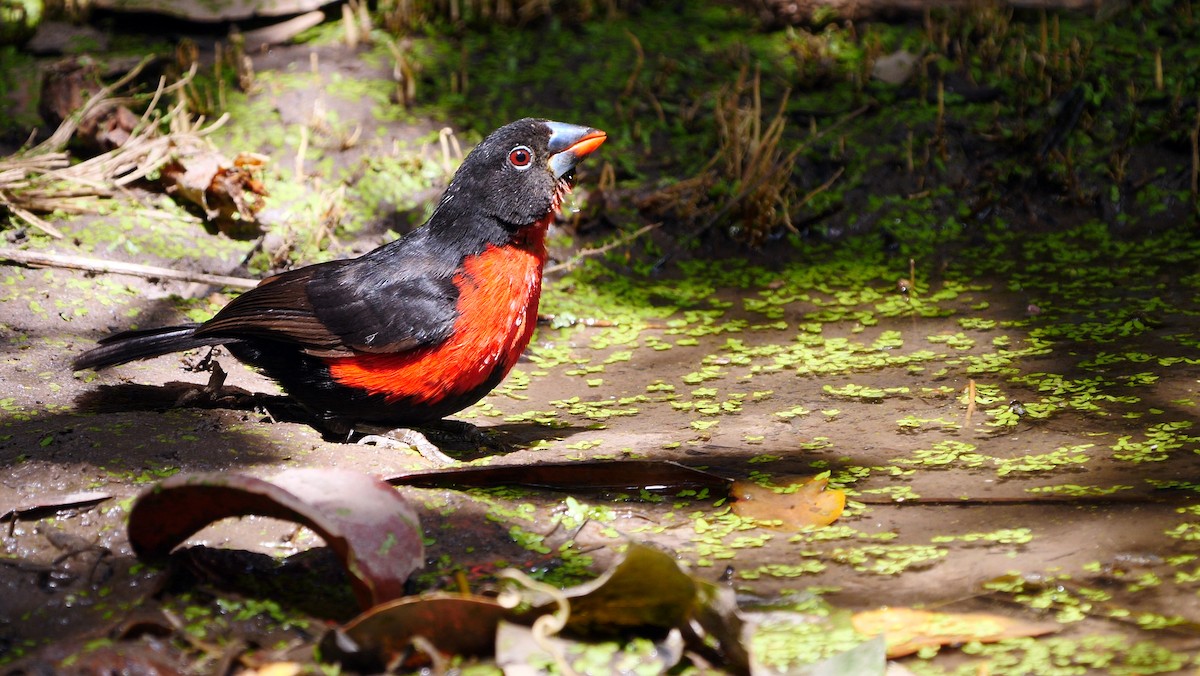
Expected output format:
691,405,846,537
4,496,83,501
432,118,607,237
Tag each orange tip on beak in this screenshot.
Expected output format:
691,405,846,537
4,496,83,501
566,130,607,158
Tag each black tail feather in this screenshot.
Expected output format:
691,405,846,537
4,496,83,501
73,324,229,371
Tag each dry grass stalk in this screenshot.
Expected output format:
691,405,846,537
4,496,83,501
640,71,863,246
386,37,419,108
634,173,717,225
0,246,257,289
544,222,661,274
0,59,240,237
711,66,802,243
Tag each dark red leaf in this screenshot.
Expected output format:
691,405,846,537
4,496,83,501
127,469,422,608
387,460,730,493
321,593,516,671
1,490,112,522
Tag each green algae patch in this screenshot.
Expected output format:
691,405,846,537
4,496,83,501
829,544,948,575
956,635,1193,676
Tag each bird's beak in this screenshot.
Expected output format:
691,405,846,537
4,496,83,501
546,121,607,179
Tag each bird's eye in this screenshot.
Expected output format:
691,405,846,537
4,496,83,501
508,146,533,170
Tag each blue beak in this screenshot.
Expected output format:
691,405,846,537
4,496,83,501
545,121,607,179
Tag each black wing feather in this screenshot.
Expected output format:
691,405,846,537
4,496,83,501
307,247,460,353
195,238,461,357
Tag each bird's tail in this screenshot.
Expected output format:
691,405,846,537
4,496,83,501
73,324,229,371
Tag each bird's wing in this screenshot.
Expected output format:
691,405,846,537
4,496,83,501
195,248,460,357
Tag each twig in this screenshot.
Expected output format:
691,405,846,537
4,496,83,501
796,104,871,154
544,222,660,274
621,29,644,99
0,247,258,289
964,378,977,426
0,193,64,238
1191,96,1199,200
853,491,1196,506
786,165,845,234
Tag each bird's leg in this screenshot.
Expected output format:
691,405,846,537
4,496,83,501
420,419,509,453
173,351,260,411
173,360,228,407
353,420,507,465
357,428,457,465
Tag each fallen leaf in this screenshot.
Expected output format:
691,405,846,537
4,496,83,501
160,149,269,228
851,607,1059,658
730,476,845,528
1,490,112,521
127,468,422,609
389,460,730,494
323,544,736,672
320,593,517,672
561,543,698,635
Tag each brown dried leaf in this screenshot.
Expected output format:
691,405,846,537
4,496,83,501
320,593,516,672
127,468,422,609
1,490,112,521
160,150,269,226
388,459,730,494
851,607,1059,658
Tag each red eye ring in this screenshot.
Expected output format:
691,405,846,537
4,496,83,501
508,146,533,169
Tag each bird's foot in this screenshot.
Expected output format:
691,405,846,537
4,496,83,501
421,419,510,454
172,361,257,409
357,428,457,466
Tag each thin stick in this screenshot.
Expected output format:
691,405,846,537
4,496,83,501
964,377,977,426
1191,97,1199,199
295,124,309,181
0,194,65,238
793,166,845,212
544,222,660,274
854,491,1194,506
621,30,644,99
0,247,258,289
803,104,871,152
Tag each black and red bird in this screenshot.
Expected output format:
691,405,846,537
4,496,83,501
74,118,606,431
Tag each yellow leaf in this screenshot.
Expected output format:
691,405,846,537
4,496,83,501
730,476,845,528
242,663,303,676
851,607,1059,658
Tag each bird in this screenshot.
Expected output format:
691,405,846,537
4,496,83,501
74,118,606,446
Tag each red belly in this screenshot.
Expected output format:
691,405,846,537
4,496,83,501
325,239,545,404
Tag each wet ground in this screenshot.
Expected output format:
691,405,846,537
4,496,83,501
4,4,1200,674
6,206,1200,673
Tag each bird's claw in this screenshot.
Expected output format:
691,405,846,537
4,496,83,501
357,429,457,465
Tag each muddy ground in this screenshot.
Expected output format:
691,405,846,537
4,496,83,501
4,2,1200,674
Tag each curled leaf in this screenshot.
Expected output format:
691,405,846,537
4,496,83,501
160,150,269,227
321,593,515,672
127,468,422,608
561,543,697,634
389,459,730,493
1,490,111,521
